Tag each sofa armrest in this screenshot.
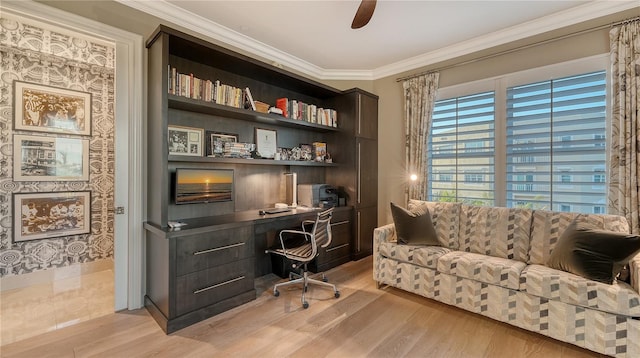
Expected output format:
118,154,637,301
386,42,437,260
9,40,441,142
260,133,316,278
373,223,396,247
629,253,640,293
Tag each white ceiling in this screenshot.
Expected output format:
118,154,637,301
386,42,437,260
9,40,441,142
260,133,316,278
117,0,639,80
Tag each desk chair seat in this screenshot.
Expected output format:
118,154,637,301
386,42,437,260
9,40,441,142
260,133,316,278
265,207,339,308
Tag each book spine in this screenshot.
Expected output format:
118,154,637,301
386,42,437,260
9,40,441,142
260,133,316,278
276,98,289,118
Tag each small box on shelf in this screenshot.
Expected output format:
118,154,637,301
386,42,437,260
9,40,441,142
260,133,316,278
254,101,270,113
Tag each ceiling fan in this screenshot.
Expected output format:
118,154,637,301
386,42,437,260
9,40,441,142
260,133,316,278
351,0,377,29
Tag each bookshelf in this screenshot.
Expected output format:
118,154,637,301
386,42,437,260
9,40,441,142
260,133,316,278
144,25,378,333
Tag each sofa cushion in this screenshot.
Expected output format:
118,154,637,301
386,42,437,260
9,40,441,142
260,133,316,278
528,211,630,265
520,264,640,317
390,202,441,246
437,251,526,290
458,204,532,262
547,220,640,284
377,241,452,270
408,200,460,250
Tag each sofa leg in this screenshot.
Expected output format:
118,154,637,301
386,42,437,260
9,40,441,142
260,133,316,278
375,281,385,290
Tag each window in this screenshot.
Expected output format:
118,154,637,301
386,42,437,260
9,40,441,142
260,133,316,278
506,71,606,212
593,206,605,214
464,141,484,153
513,174,534,192
428,92,495,206
427,62,607,214
594,134,605,147
440,173,453,182
464,174,484,183
593,168,605,183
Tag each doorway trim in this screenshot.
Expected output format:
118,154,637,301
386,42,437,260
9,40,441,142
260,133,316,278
3,0,145,310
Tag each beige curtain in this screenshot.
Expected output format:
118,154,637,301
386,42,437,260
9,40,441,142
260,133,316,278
403,73,439,200
609,20,640,234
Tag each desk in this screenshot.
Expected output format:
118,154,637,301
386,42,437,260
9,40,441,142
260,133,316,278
143,206,352,333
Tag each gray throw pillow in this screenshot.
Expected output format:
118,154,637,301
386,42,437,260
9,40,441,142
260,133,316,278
547,220,640,284
390,202,440,246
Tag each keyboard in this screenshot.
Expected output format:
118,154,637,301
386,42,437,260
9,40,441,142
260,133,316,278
264,208,292,214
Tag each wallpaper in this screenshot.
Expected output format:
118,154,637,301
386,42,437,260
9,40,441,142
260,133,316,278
0,14,115,276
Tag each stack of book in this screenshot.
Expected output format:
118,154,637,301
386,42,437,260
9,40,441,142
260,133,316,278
223,142,254,159
275,98,338,127
168,66,244,108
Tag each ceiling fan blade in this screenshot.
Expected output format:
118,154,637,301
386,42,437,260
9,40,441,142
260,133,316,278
351,0,376,29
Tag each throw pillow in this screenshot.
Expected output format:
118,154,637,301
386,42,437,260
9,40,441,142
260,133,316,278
547,220,640,284
390,202,441,246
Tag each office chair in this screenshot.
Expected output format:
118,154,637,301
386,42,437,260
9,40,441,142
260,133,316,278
265,207,340,308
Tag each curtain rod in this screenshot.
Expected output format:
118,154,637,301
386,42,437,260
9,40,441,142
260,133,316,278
396,16,640,83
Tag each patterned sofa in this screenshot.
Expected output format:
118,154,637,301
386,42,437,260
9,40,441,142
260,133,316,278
373,200,640,357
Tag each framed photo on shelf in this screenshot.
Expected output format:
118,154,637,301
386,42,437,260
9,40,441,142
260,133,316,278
206,131,238,157
14,81,92,136
255,128,277,159
168,125,204,156
13,134,89,181
13,191,91,242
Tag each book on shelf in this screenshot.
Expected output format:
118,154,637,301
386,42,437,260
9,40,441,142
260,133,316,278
276,98,289,118
276,97,338,127
168,66,245,109
167,67,339,126
244,87,256,111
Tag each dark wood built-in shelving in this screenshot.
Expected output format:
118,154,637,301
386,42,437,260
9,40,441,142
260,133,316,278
168,95,340,133
144,24,378,334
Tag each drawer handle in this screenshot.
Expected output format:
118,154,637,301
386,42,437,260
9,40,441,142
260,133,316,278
193,242,245,256
332,220,350,226
326,243,349,252
193,276,245,294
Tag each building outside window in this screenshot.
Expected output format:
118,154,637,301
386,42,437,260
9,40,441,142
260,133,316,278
427,58,607,214
428,91,495,206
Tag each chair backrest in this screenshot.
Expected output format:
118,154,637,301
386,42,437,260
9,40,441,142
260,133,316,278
312,208,333,252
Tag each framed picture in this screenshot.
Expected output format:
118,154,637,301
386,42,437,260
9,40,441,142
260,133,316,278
300,143,313,161
168,125,203,156
13,134,89,181
14,81,92,136
207,131,238,157
255,128,277,159
13,191,91,242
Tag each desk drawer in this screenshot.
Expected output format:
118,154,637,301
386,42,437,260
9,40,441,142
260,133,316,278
176,257,255,316
323,219,351,262
176,226,254,276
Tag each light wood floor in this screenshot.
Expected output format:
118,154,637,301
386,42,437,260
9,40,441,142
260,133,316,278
1,257,603,358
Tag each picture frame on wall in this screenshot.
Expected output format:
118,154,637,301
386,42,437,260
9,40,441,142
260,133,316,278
206,131,238,157
168,125,204,156
14,81,92,136
255,128,277,159
13,134,89,181
13,191,91,242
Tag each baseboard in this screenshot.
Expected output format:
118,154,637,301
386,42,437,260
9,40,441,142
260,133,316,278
0,259,114,292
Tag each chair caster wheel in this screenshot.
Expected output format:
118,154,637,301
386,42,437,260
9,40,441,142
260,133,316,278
302,302,309,309
334,291,340,298
322,277,328,282
274,290,280,297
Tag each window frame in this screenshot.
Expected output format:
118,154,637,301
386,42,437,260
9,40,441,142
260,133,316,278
431,54,610,211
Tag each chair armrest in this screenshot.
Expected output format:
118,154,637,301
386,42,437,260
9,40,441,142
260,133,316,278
373,223,396,248
277,230,313,260
629,253,640,293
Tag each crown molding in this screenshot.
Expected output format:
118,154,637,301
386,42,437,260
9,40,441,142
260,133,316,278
116,0,637,81
372,1,639,80
114,0,329,79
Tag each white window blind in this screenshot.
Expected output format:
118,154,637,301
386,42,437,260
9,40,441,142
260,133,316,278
505,70,606,212
428,92,495,205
